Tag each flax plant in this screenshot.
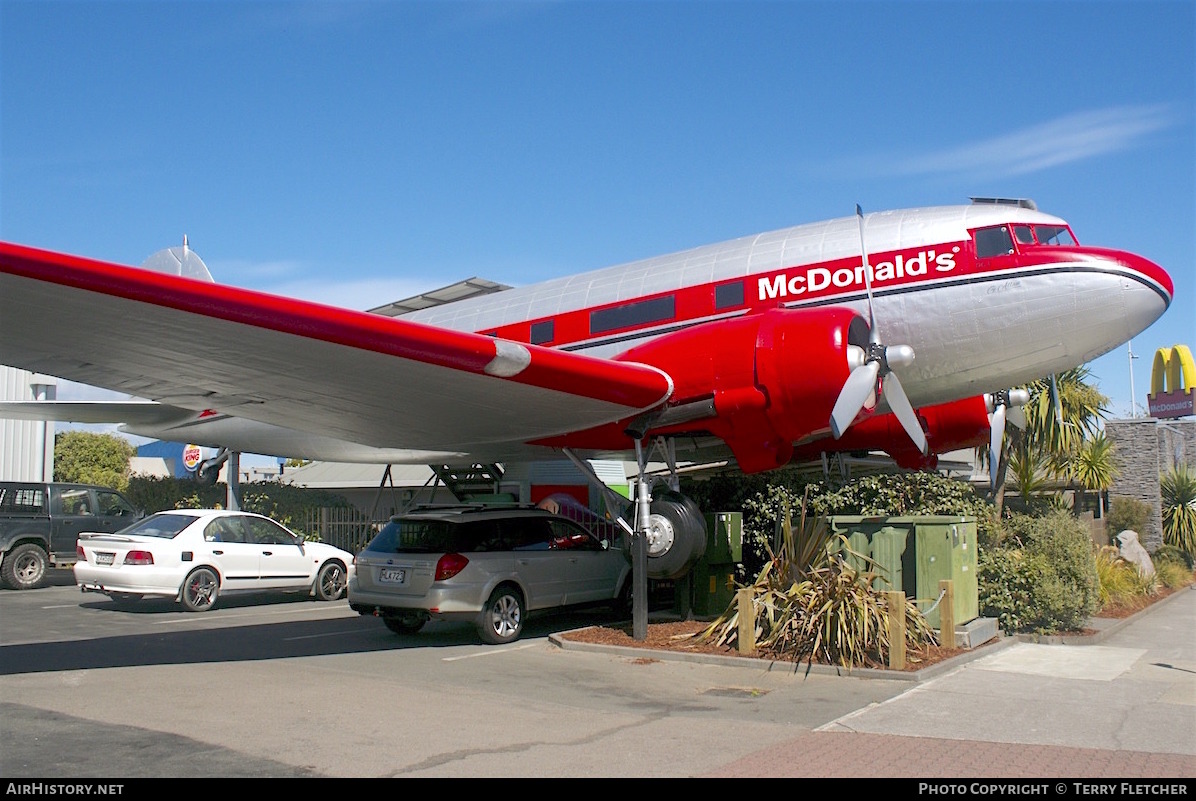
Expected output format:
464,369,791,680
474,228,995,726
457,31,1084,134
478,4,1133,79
698,490,936,672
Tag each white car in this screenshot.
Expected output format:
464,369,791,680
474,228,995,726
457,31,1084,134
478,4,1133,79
74,509,354,611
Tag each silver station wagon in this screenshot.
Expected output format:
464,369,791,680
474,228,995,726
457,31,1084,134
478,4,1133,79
348,505,631,644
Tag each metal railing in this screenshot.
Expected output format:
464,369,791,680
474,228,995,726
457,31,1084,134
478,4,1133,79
300,507,381,554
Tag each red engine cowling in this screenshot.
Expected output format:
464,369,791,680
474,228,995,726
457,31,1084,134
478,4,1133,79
799,394,992,470
614,307,868,473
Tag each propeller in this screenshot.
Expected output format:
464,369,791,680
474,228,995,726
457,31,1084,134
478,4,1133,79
1048,373,1064,427
985,388,1030,491
829,206,928,455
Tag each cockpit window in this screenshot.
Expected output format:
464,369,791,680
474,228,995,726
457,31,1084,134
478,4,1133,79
1012,225,1034,244
974,226,1014,258
1034,225,1077,246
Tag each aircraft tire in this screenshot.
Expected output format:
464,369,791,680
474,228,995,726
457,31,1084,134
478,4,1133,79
644,491,707,580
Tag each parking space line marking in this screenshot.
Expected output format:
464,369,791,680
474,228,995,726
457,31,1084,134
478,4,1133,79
283,629,368,641
442,642,539,661
150,606,356,625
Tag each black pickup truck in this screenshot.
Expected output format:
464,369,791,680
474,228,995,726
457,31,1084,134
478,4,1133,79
0,482,142,590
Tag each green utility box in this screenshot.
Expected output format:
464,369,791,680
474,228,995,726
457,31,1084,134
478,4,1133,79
826,515,978,630
681,512,743,618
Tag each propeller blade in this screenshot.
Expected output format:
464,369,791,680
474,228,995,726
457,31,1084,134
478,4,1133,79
1007,405,1027,430
1048,373,1063,426
880,370,928,454
989,403,1007,491
830,360,880,438
855,205,878,343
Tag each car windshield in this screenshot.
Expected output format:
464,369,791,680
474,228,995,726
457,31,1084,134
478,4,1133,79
114,513,195,539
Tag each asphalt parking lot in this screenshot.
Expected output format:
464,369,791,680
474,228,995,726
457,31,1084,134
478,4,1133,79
2,570,1193,779
0,571,912,778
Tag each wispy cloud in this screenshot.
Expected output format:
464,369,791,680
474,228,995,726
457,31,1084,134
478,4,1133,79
889,104,1181,179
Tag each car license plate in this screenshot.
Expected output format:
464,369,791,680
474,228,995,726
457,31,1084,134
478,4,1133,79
95,552,115,565
378,567,406,584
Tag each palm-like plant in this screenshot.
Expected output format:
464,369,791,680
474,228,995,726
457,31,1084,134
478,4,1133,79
1160,466,1196,557
985,367,1110,514
1069,432,1120,516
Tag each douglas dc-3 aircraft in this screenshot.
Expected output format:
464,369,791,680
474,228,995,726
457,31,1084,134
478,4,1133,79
0,198,1174,589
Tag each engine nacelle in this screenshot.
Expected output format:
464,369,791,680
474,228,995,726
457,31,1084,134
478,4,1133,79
615,308,867,473
802,394,991,470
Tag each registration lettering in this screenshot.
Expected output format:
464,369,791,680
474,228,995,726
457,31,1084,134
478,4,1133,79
379,567,406,584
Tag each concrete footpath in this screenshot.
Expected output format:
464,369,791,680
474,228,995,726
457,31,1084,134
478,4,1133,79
697,586,1196,778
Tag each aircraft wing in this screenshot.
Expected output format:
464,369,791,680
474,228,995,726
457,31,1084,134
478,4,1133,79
0,242,674,455
0,400,200,426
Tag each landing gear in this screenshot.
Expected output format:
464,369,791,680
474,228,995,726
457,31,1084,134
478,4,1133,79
563,436,708,641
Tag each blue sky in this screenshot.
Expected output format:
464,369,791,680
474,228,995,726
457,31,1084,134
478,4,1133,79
2,0,1193,455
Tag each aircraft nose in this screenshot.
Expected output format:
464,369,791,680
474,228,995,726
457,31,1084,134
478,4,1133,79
1118,249,1174,307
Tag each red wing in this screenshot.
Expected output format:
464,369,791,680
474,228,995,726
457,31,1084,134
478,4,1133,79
0,242,673,452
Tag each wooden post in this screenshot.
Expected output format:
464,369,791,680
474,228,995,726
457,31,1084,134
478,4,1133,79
736,588,755,655
939,579,955,649
886,590,906,671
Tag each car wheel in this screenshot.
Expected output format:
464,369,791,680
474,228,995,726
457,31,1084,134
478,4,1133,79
314,561,347,601
643,491,708,580
1,543,49,590
180,567,219,612
382,613,427,635
477,586,524,645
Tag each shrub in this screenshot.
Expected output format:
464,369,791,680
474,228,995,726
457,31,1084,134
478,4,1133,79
978,510,1100,634
124,476,353,534
1094,546,1155,609
1153,544,1194,571
1106,496,1150,537
733,471,997,579
1154,560,1195,590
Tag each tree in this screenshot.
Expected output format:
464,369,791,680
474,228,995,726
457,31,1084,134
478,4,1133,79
1068,432,1120,517
53,431,136,491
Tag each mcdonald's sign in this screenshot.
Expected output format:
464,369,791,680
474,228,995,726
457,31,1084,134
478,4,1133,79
1147,344,1195,418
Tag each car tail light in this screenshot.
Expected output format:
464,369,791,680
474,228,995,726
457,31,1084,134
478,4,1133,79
124,550,154,565
434,553,469,581
77,544,85,559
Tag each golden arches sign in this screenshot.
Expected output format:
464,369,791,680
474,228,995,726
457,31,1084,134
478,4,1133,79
1147,344,1195,418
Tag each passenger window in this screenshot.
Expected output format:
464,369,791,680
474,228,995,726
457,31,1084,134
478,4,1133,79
96,490,136,517
246,517,294,545
457,521,502,552
507,519,554,551
207,518,246,543
974,226,1014,258
715,281,745,310
548,519,600,550
53,488,91,516
529,320,554,345
590,295,676,334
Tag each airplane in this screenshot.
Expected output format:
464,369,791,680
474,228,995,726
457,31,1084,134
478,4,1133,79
0,197,1174,619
